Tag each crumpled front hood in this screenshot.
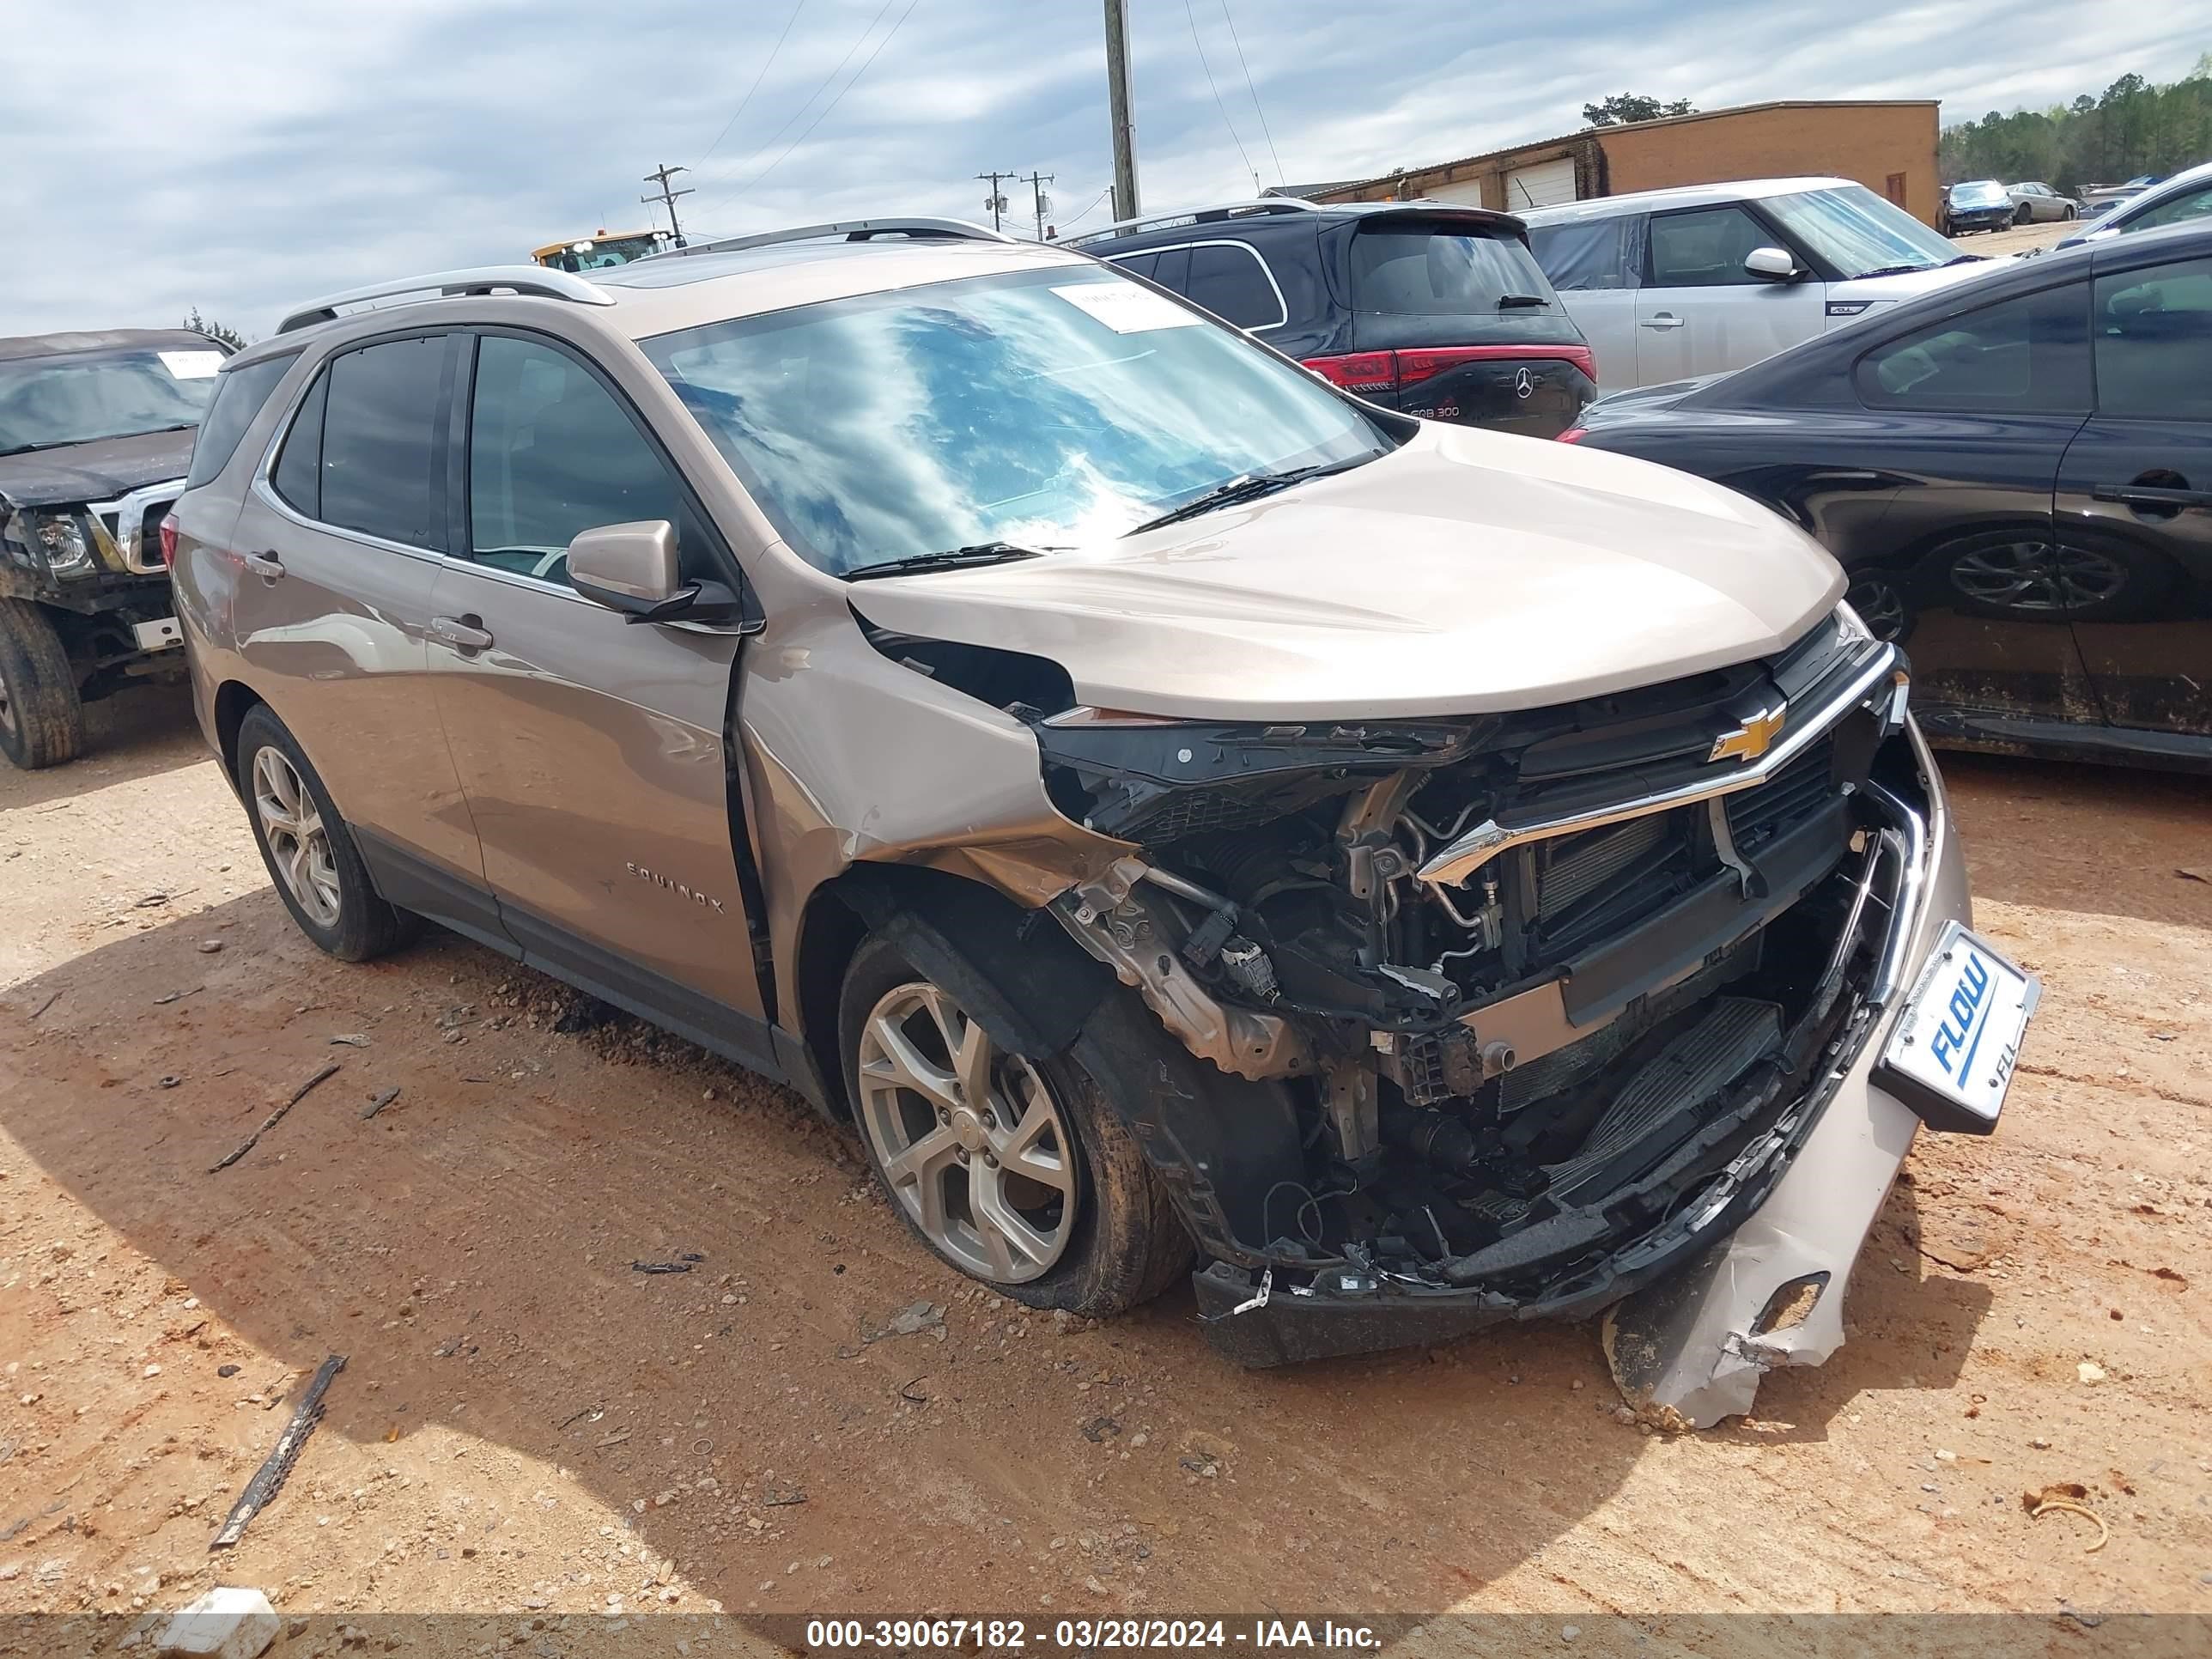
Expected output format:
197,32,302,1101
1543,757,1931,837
0,428,195,510
850,423,1844,721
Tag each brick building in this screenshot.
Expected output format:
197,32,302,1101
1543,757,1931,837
1310,100,1943,225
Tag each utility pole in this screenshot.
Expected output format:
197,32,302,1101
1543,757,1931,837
975,170,1018,234
641,162,694,246
1023,171,1055,241
1103,0,1139,222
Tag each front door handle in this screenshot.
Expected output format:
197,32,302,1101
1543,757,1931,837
240,550,285,580
429,615,494,652
2093,482,2212,513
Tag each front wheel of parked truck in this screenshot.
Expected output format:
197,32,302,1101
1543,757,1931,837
839,933,1192,1316
0,599,86,770
234,703,418,961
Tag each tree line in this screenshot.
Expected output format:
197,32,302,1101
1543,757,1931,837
1941,58,2212,193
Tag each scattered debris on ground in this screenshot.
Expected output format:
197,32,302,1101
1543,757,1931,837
209,1063,342,1173
209,1355,345,1550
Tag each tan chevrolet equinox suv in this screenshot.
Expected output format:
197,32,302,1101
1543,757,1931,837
168,218,2039,1425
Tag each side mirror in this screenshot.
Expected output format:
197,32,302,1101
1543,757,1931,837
1744,246,1800,282
568,520,756,629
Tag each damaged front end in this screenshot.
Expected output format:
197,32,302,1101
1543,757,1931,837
1025,607,1953,1414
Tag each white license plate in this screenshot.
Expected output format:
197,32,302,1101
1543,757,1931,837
1875,921,2040,1133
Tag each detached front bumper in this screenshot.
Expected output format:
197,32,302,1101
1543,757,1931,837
1194,722,1971,1425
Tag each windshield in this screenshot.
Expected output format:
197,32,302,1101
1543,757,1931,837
1350,223,1554,313
1949,181,2009,207
1762,185,1962,278
0,346,222,457
641,264,1391,575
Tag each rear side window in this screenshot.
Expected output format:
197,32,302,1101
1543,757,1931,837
1350,225,1553,314
1646,206,1775,287
1109,251,1159,282
319,336,452,550
1182,244,1285,329
1855,282,2090,412
1528,218,1640,292
2094,258,2212,419
185,353,293,489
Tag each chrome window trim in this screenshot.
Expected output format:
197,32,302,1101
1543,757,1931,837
1417,638,1904,889
1108,238,1290,331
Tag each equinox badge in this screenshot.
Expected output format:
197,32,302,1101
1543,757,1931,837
1709,702,1787,764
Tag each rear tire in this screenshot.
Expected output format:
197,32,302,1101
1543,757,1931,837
0,599,85,770
234,704,417,960
839,933,1191,1317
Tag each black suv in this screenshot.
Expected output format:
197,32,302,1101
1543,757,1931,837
1069,198,1596,437
0,328,231,768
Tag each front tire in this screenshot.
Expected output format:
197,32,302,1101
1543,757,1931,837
0,599,85,770
839,933,1190,1316
234,704,416,960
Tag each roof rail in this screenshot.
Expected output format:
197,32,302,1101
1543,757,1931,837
276,266,615,335
648,217,1013,258
1062,198,1321,248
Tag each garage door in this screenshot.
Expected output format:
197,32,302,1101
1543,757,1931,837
1421,179,1491,207
1503,156,1577,210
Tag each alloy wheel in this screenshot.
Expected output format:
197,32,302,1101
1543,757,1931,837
1844,575,1909,642
252,745,342,928
855,981,1078,1283
1948,538,2127,615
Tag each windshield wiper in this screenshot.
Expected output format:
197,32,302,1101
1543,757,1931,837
1127,456,1376,535
1496,293,1551,308
841,542,1060,581
1852,262,1942,280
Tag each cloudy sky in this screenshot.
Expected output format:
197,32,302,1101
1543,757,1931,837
8,0,2207,338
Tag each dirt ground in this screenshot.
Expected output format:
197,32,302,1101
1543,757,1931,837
2,684,2208,1648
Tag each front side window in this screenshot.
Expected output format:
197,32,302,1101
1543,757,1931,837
318,335,451,550
641,264,1389,575
1855,282,2089,412
0,344,224,459
1761,185,1962,278
2127,184,2212,234
1182,244,1285,329
466,334,703,584
185,353,296,488
1528,216,1638,291
1646,207,1776,287
2094,258,2212,420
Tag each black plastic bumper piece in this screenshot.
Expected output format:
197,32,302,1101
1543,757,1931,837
1192,1261,1520,1366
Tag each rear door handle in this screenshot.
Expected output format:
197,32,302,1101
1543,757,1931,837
2093,483,2212,510
240,550,285,580
429,615,494,652
1639,314,1686,331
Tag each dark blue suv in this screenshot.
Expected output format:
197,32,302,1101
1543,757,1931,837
1068,198,1596,438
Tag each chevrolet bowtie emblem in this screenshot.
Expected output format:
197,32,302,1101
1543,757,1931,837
1710,702,1788,763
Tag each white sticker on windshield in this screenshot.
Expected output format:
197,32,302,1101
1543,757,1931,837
1051,283,1206,333
158,349,225,380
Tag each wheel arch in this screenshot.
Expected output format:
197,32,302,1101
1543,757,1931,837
212,679,267,787
798,860,1308,1261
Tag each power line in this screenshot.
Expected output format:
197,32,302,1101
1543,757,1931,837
694,0,900,211
1182,0,1255,186
728,0,923,204
698,0,809,166
1218,0,1283,185
1057,185,1113,231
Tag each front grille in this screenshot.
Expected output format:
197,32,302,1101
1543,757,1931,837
1726,737,1837,853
